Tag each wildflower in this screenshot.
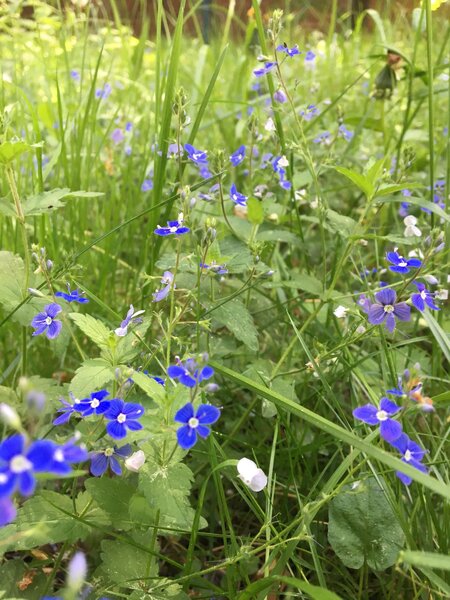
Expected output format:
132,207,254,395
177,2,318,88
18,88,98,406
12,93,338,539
70,70,80,81
53,393,82,426
386,375,421,398
253,62,277,77
230,145,246,166
154,212,190,236
167,357,214,388
313,131,331,144
47,438,88,475
174,402,221,450
264,117,276,132
67,551,87,594
389,433,427,485
104,400,144,440
55,284,89,304
338,124,354,141
279,175,292,190
95,83,111,100
31,303,63,339
436,288,448,300
184,143,208,165
300,104,319,121
115,305,145,336
237,458,268,492
0,434,54,498
386,250,422,274
230,183,248,206
403,215,421,237
353,397,402,442
77,390,111,417
125,121,133,132
273,89,287,103
334,305,348,318
305,50,316,62
276,44,301,57
367,288,410,333
111,128,124,144
0,497,16,526
167,142,183,158
200,261,228,275
0,404,21,429
272,155,289,173
153,271,175,302
410,282,440,312
141,179,153,192
124,450,146,472
90,444,132,476
199,164,212,179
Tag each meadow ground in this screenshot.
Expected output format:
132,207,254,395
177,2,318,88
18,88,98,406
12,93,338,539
0,1,449,599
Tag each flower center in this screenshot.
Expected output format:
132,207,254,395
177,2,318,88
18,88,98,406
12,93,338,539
188,417,199,429
45,317,53,325
169,226,178,233
398,260,408,267
117,413,126,423
10,454,32,474
384,305,395,313
376,410,388,422
54,449,64,462
420,291,427,300
91,399,100,408
104,448,114,457
404,450,412,462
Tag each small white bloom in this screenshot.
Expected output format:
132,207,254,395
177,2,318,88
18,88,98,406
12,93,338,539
0,404,21,429
408,248,424,259
67,552,87,592
278,155,289,168
333,305,348,319
403,215,422,237
125,450,146,472
424,274,439,285
436,289,448,300
264,117,276,132
310,197,319,209
237,458,267,492
356,325,366,335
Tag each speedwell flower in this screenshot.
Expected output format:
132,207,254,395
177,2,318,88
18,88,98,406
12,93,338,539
153,271,175,302
31,303,62,339
386,250,422,274
104,400,145,440
55,284,89,304
174,402,221,450
230,145,246,166
167,357,214,388
389,433,428,486
253,62,277,77
46,438,88,476
276,44,301,57
353,397,402,442
184,143,208,165
115,304,145,336
77,390,111,417
230,183,247,206
90,444,132,476
410,282,440,312
154,213,190,236
367,288,410,333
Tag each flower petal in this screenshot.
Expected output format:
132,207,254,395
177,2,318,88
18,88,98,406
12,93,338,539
196,424,211,439
167,365,185,378
199,366,214,381
374,287,396,306
47,320,62,339
0,434,25,462
114,444,132,458
122,402,144,416
176,425,197,450
90,454,108,477
196,404,221,425
45,303,62,318
379,397,401,415
0,497,16,526
368,304,386,325
393,302,410,322
125,420,143,432
385,313,396,333
18,471,36,496
105,399,124,419
106,421,127,440
109,456,122,476
352,404,379,425
411,293,425,312
380,419,403,443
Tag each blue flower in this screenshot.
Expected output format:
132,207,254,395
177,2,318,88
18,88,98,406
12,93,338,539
199,164,212,179
154,213,190,237
367,288,410,333
253,62,277,77
31,303,62,339
153,271,175,302
386,375,421,398
89,444,132,476
77,390,111,417
95,83,111,100
200,261,228,275
313,131,330,144
273,89,287,103
0,434,54,498
0,497,16,526
338,124,354,141
47,438,88,476
389,433,428,486
53,394,82,426
151,375,165,386
55,284,89,304
185,143,208,165
230,145,246,166
111,128,124,144
276,44,301,57
410,282,440,312
300,104,319,121
115,304,145,336
357,294,371,314
305,50,316,62
353,397,402,443
230,183,248,206
167,358,214,388
141,179,153,192
70,70,80,81
386,250,422,274
174,402,221,450
104,400,145,440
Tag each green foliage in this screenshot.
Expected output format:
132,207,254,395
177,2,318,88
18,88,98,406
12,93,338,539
209,299,259,351
328,478,405,570
69,358,115,397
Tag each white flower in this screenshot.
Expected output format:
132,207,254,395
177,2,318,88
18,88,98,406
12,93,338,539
0,403,21,429
264,117,276,132
436,289,448,300
333,305,348,318
424,274,439,285
67,552,87,592
278,155,289,167
237,458,267,492
403,215,422,237
125,450,146,472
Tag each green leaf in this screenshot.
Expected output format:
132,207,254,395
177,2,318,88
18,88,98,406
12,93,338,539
0,140,33,164
208,298,259,351
422,312,450,363
377,195,449,223
69,312,111,349
22,188,103,216
237,575,343,600
399,550,450,571
0,197,16,217
247,197,264,225
328,478,405,570
69,358,114,398
138,462,202,530
334,166,374,198
84,478,135,530
99,532,158,587
325,209,363,238
129,581,189,600
375,183,423,197
115,316,152,363
0,491,90,555
130,370,166,406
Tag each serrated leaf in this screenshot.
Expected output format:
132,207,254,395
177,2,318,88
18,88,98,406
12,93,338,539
208,298,259,351
328,478,405,570
84,478,135,530
0,140,33,164
99,532,158,587
334,166,374,198
130,370,165,406
69,312,111,349
247,197,264,225
69,358,114,398
325,209,363,238
115,317,152,363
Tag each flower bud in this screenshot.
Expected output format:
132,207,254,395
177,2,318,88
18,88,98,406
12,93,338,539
0,403,21,430
125,450,146,472
67,551,87,593
237,458,268,492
